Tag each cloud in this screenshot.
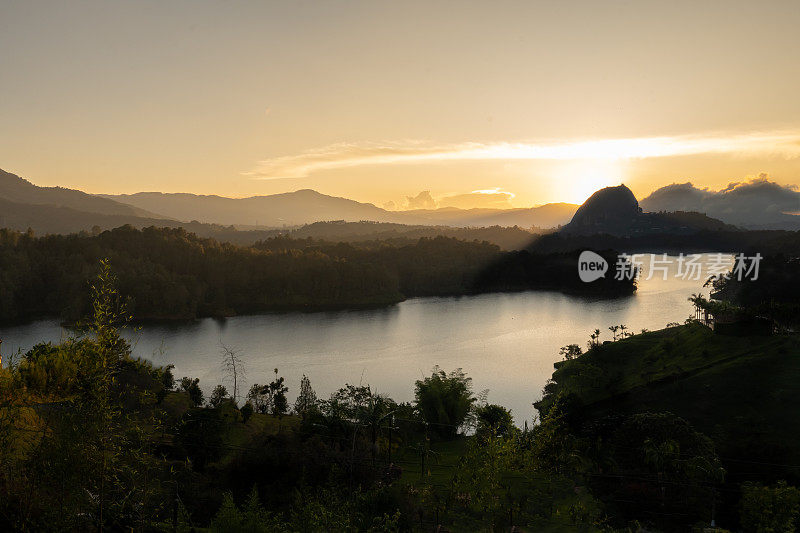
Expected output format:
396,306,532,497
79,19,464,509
471,187,516,199
406,191,437,210
245,131,800,180
439,188,516,209
640,175,800,225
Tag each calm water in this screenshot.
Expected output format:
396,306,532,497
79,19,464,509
0,255,730,424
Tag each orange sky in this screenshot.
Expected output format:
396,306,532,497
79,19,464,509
2,1,800,208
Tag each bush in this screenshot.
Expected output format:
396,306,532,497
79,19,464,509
240,402,254,424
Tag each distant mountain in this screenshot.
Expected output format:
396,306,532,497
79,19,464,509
100,189,398,227
561,184,736,236
640,178,800,230
103,189,578,228
0,168,164,218
0,196,179,235
0,168,577,235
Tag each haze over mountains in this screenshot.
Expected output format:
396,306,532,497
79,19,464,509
100,190,579,228
1,168,799,239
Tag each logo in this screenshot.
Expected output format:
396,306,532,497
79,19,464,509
578,251,608,282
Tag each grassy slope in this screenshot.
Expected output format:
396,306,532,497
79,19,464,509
542,323,800,482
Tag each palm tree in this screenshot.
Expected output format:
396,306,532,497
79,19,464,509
688,293,706,321
587,329,601,349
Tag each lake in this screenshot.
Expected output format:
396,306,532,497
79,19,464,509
0,254,731,425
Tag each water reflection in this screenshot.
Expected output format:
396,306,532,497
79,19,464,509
0,254,730,425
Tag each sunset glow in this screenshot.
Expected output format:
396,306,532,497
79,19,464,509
3,3,800,528
2,1,800,207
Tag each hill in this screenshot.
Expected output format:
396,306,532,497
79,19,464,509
541,323,800,468
561,184,737,236
0,168,163,218
0,196,181,235
275,220,540,250
536,322,800,522
101,189,396,227
0,226,635,323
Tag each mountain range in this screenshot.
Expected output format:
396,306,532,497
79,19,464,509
0,168,580,231
98,190,579,228
1,168,798,238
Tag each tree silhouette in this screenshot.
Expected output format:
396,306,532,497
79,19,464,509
220,342,245,405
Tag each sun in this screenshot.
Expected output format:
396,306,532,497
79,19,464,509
551,159,623,204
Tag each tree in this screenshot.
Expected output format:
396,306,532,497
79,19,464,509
240,402,254,424
414,367,475,438
177,409,225,471
247,383,269,414
688,293,707,321
210,487,283,532
83,259,137,528
180,376,204,407
608,412,724,517
269,368,288,416
559,344,582,361
294,374,317,419
532,392,584,476
220,342,245,405
161,363,175,390
740,481,800,533
587,329,601,350
475,404,515,439
210,384,229,408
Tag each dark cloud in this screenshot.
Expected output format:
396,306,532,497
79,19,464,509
640,175,800,228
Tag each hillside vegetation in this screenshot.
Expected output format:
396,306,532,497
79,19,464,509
537,321,800,525
0,225,634,323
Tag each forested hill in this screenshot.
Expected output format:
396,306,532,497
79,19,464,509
0,226,634,323
530,228,800,255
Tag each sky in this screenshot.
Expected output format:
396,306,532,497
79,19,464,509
2,0,800,208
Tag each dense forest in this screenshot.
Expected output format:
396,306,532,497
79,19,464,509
227,221,542,250
0,225,634,323
530,228,800,255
